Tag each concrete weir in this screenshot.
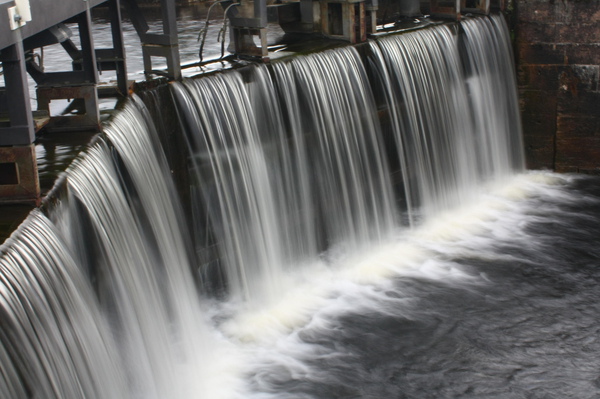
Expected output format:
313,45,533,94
1,0,500,220
0,0,503,206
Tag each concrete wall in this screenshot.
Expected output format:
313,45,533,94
516,0,600,173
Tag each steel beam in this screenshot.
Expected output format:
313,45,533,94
0,34,35,146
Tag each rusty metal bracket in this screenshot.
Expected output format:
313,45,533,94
0,145,40,206
430,0,461,20
36,85,100,132
320,0,367,44
122,0,181,80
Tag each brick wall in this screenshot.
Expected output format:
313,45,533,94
516,0,600,172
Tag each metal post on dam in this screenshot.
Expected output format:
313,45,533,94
0,0,503,207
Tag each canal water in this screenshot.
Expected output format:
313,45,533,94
233,171,600,399
2,12,600,399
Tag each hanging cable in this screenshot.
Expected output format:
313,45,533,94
198,0,230,63
218,3,239,59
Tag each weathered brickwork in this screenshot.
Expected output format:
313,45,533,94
516,0,600,172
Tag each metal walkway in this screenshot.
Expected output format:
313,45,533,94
1,0,181,205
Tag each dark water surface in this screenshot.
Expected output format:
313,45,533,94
240,173,600,399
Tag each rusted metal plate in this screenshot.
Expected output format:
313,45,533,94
430,0,460,20
36,84,100,132
0,144,41,206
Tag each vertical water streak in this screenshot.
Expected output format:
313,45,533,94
371,16,524,222
104,98,208,356
59,100,213,399
460,14,525,173
246,65,319,265
371,25,480,221
172,72,288,304
275,47,397,246
268,62,318,259
172,47,397,304
0,211,126,399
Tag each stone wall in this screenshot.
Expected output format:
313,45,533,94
515,0,600,173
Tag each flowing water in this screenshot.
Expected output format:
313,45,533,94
2,14,600,399
172,45,397,305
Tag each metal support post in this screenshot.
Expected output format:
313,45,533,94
228,0,270,60
320,0,366,43
0,38,35,146
35,8,100,131
123,0,181,80
254,0,267,27
299,0,315,31
365,0,377,34
97,0,129,95
0,20,39,206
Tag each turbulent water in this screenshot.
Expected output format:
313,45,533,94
234,171,600,399
2,14,600,399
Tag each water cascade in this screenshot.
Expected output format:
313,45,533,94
172,45,398,305
0,14,567,399
1,100,234,399
371,16,523,222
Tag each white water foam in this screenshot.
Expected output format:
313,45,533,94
208,171,574,399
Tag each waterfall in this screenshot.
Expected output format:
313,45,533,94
0,98,232,399
172,46,397,305
172,14,522,304
0,15,525,399
370,14,523,223
0,210,126,399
